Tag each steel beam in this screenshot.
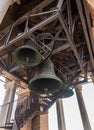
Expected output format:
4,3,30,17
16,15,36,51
52,43,70,54
0,13,58,52
75,0,94,68
57,0,64,9
58,11,85,75
67,0,72,34
82,0,94,52
31,0,55,13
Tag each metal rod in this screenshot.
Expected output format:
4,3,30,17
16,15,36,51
8,53,12,69
0,13,58,52
13,9,58,27
67,0,72,35
29,9,59,17
57,0,64,9
60,63,74,76
58,11,85,75
5,24,13,45
82,0,94,52
24,13,29,33
0,57,6,68
52,43,70,54
0,32,9,42
75,0,94,68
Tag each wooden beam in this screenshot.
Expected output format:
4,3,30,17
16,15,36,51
86,0,94,9
0,0,20,24
1,68,27,88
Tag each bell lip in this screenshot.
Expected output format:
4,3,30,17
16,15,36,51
55,88,74,98
15,45,40,54
14,45,42,67
28,76,63,94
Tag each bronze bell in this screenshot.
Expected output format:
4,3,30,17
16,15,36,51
28,60,63,94
55,88,74,98
15,38,42,67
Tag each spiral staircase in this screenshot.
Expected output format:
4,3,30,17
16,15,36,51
0,95,56,130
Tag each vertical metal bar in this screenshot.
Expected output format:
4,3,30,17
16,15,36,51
75,0,94,68
26,69,31,82
58,11,85,75
67,0,72,35
5,24,13,45
57,0,64,9
0,32,9,42
82,0,94,52
56,99,66,130
24,12,29,33
8,53,12,69
75,86,91,130
0,57,6,68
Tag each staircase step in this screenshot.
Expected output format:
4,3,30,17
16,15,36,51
6,122,13,125
0,122,13,129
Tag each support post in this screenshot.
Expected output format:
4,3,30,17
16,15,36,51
32,114,48,130
0,80,17,127
56,99,66,130
75,86,91,130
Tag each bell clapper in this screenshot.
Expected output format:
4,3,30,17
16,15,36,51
44,88,48,94
26,56,29,63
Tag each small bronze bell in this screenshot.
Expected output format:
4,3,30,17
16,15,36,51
28,60,64,94
15,38,42,67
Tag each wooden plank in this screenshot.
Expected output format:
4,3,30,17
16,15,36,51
1,68,27,88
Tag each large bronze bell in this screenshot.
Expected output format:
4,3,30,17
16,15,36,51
28,60,63,94
55,88,74,98
15,38,42,67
